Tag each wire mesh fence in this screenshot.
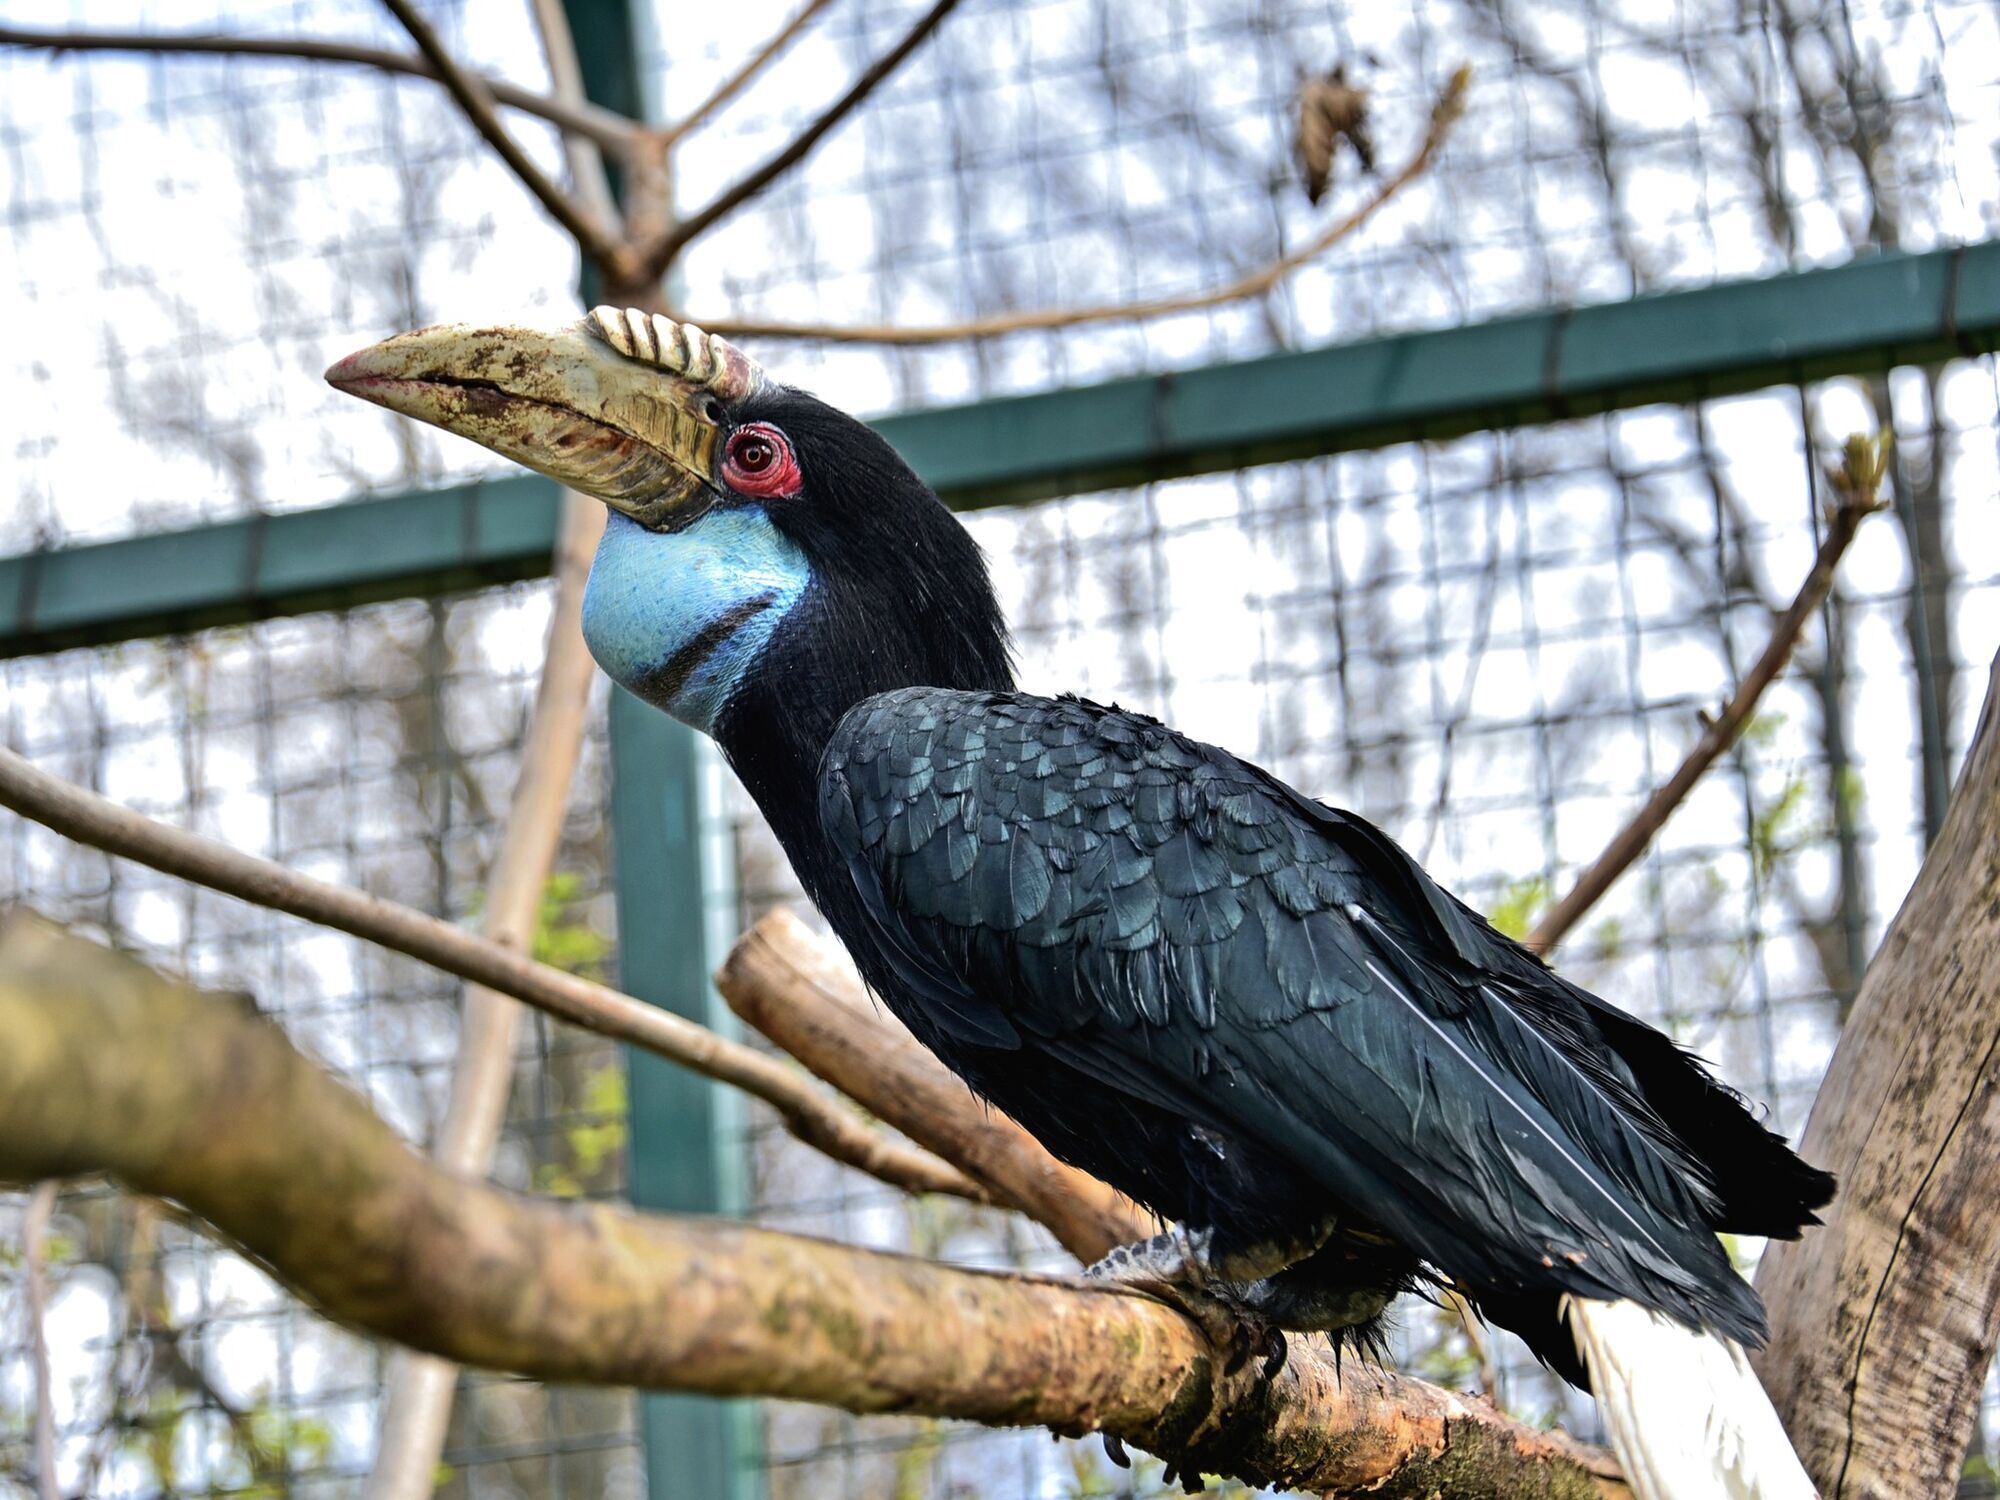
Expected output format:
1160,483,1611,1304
0,587,641,1498
2,0,1998,1495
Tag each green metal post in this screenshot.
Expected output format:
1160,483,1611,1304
608,689,760,1500
565,0,764,1494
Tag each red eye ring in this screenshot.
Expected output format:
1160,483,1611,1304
722,422,802,498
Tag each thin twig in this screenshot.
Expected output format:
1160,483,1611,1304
375,0,631,276
669,64,1470,343
0,742,981,1203
1442,1288,1499,1397
641,0,964,275
661,0,839,144
525,0,621,232
0,26,639,154
1526,449,1889,953
117,1202,289,1495
23,1180,60,1500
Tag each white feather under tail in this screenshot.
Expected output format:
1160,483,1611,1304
1561,1296,1817,1500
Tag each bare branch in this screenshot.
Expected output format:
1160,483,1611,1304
660,0,839,144
524,0,622,234
365,496,605,1500
670,65,1470,343
375,0,632,276
23,1180,59,1500
1526,447,1889,953
0,916,1623,1499
640,0,964,276
721,909,1154,1262
0,25,640,155
0,741,979,1203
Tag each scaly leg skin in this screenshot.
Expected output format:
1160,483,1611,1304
1084,1226,1289,1378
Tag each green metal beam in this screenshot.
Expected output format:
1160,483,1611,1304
0,476,558,661
5,242,1996,657
885,241,2000,510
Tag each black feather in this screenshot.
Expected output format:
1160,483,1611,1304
685,384,1830,1389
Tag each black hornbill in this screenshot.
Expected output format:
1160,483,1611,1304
329,309,1832,1493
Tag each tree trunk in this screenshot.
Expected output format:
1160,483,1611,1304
1753,650,2000,1498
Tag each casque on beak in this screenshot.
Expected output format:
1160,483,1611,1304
325,308,766,531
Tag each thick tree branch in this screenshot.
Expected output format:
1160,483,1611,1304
1526,446,1888,952
0,26,639,155
660,0,839,145
375,0,632,277
0,742,978,1203
1753,646,2000,1496
0,916,1621,1499
666,65,1468,343
640,0,964,276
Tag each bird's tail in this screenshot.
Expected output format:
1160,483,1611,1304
1561,1296,1817,1500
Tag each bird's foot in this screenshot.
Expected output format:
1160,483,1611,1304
1083,1224,1213,1286
1084,1226,1290,1379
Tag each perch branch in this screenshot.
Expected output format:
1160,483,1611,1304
670,64,1468,343
376,0,631,276
1526,447,1888,952
0,916,1622,1499
0,742,978,1203
641,0,964,274
660,0,839,144
720,908,1153,1262
0,26,639,154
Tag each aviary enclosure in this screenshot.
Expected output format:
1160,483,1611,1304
0,1,1996,1497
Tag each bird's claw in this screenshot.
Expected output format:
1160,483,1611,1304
1219,1313,1288,1379
1102,1433,1130,1469
1256,1324,1289,1380
1083,1229,1292,1381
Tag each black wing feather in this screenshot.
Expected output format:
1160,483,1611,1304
819,687,1830,1341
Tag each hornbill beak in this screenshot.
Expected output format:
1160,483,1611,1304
325,308,767,531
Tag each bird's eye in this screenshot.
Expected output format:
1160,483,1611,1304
722,422,802,498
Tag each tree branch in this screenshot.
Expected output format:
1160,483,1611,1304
525,0,622,236
1526,443,1889,952
640,0,964,276
0,915,1622,1499
665,65,1468,343
720,908,1153,1262
0,741,979,1203
660,0,839,145
375,0,632,277
0,25,640,155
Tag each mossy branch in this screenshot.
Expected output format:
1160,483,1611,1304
0,913,1620,1499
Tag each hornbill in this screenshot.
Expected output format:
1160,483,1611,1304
329,310,1833,1496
